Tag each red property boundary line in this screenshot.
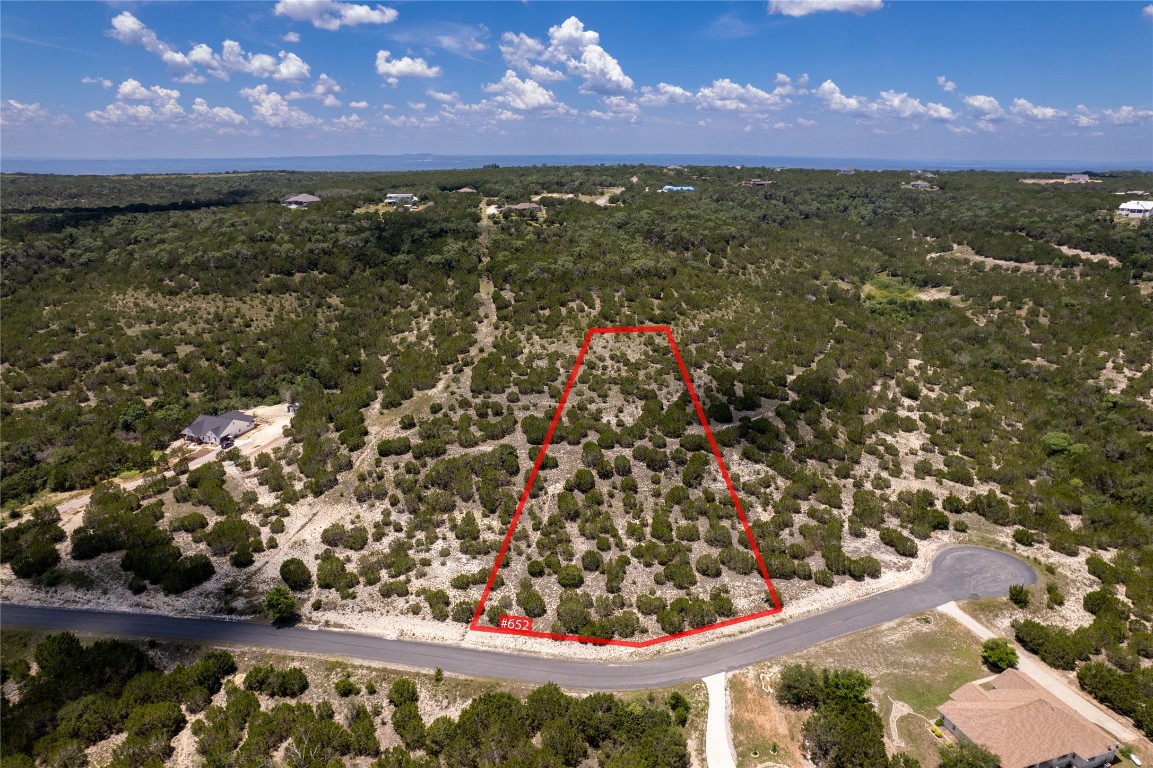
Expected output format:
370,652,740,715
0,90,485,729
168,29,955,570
468,326,783,647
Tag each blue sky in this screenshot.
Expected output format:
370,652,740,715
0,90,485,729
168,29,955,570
2,1,1151,163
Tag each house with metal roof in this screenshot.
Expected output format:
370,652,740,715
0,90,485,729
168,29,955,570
659,185,695,192
182,411,256,445
1118,200,1153,218
939,669,1119,768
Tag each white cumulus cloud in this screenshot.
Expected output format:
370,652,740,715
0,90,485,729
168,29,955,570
545,17,633,95
697,78,788,111
220,41,311,81
191,98,247,126
1010,98,1066,121
329,113,368,130
816,80,866,113
482,70,573,115
499,32,566,82
427,89,460,104
349,100,369,109
109,12,311,83
288,74,343,107
117,79,181,105
769,0,883,17
109,11,203,83
82,76,113,89
274,0,397,31
1,99,71,128
499,17,633,95
817,80,954,121
769,73,809,97
1103,105,1153,125
86,88,246,131
375,50,441,86
241,84,321,127
87,102,171,125
962,94,1006,120
936,75,956,92
638,83,694,107
589,95,640,122
1143,4,1153,19
282,31,301,43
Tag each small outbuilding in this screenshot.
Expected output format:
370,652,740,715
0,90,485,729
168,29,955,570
386,193,418,205
1118,200,1153,218
455,187,477,193
909,181,932,189
182,411,256,446
1065,173,1091,183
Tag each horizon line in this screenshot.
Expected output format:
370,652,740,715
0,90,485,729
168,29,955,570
3,152,1150,176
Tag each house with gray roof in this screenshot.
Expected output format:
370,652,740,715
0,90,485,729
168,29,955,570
284,193,321,209
182,411,256,445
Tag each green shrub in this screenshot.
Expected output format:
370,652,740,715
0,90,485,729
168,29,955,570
334,676,360,697
981,638,1019,671
377,437,412,457
1009,584,1031,608
280,557,313,591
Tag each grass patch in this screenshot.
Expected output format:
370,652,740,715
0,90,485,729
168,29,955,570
729,669,805,768
778,611,984,716
863,275,921,303
896,713,948,763
873,616,984,715
1,628,45,664
960,596,1014,629
862,275,929,319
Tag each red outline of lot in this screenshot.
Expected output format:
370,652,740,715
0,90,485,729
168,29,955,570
469,326,783,647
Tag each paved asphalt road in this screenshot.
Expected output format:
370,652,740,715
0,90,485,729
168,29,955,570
1,546,1034,691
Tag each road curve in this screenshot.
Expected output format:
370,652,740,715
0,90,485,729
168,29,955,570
1,546,1033,690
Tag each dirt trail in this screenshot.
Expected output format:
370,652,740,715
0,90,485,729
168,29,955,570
472,199,499,352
